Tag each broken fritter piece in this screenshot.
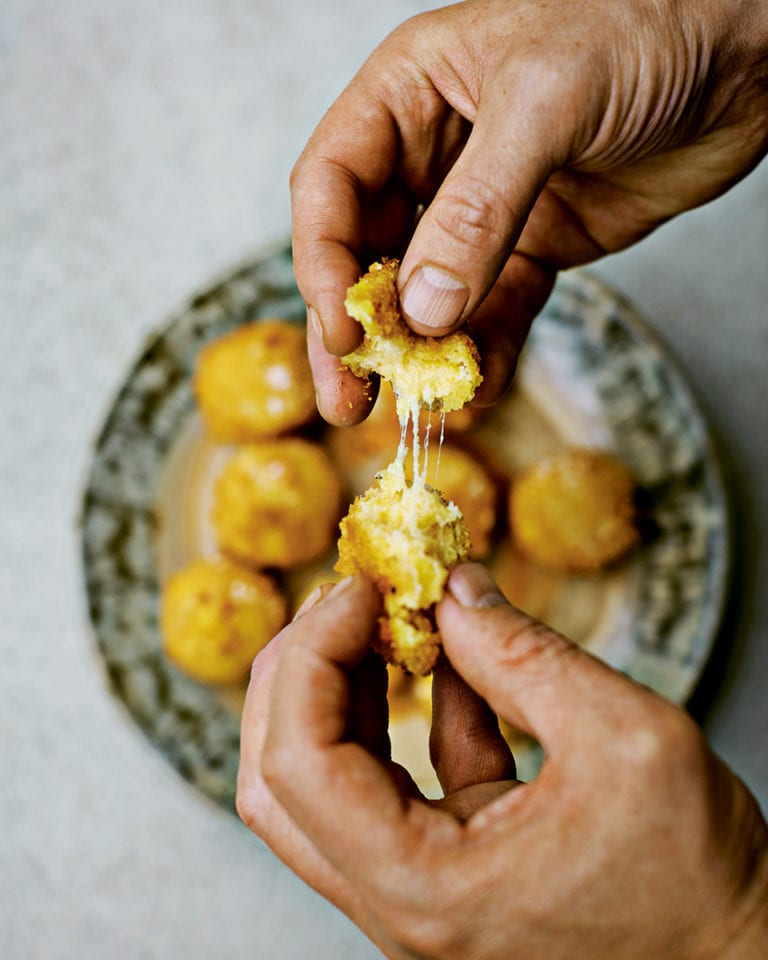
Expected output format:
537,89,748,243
342,259,482,418
336,460,470,676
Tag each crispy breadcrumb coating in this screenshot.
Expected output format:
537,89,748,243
510,448,639,572
336,260,480,674
342,259,481,418
337,460,470,675
419,444,497,560
212,439,342,569
194,320,315,442
160,558,287,684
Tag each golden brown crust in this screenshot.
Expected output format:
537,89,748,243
335,260,481,673
212,438,342,569
510,448,639,572
160,558,287,684
416,443,498,560
194,320,316,442
342,260,482,416
336,463,469,675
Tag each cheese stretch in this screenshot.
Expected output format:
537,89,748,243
335,260,482,675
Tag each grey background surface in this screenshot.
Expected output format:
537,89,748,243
2,1,766,958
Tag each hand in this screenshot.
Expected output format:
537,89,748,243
237,567,768,960
291,0,768,425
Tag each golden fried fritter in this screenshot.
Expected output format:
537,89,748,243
510,448,639,572
335,261,479,674
212,439,342,568
342,259,482,417
421,444,497,560
160,558,287,684
337,460,470,675
194,320,315,442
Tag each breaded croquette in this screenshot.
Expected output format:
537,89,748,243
194,320,315,442
212,438,342,569
337,460,470,675
335,260,480,674
160,558,287,684
510,448,639,572
420,444,497,560
342,259,482,418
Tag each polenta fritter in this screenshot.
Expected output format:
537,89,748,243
194,320,315,442
160,558,287,684
510,448,639,572
212,438,342,569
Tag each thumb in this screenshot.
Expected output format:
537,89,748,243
436,564,645,761
398,113,558,336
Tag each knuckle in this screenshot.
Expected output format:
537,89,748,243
498,617,574,674
235,775,268,835
657,707,705,763
624,703,704,774
288,153,304,192
234,783,258,832
429,177,512,253
383,903,463,958
288,144,317,197
260,738,293,798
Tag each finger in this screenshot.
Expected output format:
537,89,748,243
291,89,400,356
466,253,555,407
359,179,418,266
347,648,391,761
437,564,648,761
237,615,357,915
263,577,462,883
306,308,378,426
397,105,563,336
430,657,516,795
430,779,522,824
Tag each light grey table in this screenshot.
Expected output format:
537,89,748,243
3,2,766,958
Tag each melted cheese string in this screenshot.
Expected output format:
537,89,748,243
392,392,446,496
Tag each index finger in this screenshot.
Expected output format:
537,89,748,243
262,576,463,885
290,85,400,356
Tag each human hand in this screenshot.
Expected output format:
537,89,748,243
291,0,768,425
237,567,768,959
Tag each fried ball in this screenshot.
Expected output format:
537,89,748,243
336,461,470,676
510,448,639,572
212,439,342,568
160,558,287,684
420,444,497,560
342,259,482,417
194,320,316,442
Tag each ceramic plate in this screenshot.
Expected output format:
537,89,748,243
81,242,729,809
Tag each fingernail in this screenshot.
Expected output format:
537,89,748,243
331,575,356,595
307,305,328,346
291,576,357,621
292,585,325,621
448,564,508,609
400,265,469,332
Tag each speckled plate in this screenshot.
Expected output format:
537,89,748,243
81,242,729,810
